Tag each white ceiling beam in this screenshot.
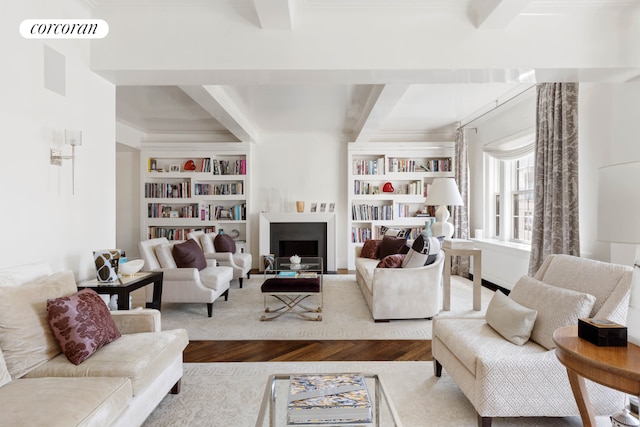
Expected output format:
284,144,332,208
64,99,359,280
352,84,409,143
179,85,259,143
253,0,295,30
471,0,532,29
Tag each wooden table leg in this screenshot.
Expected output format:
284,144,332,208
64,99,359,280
566,367,597,427
473,254,481,311
443,252,451,310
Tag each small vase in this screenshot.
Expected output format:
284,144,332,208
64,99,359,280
422,218,434,238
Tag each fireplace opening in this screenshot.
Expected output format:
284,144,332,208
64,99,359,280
279,240,318,258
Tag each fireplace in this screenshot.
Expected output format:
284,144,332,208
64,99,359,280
259,213,336,272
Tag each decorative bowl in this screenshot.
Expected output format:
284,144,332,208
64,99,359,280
119,259,144,276
289,255,301,265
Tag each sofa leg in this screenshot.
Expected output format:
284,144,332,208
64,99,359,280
223,289,229,301
170,379,181,395
247,272,250,279
239,277,243,288
478,414,492,427
207,303,213,317
434,359,442,377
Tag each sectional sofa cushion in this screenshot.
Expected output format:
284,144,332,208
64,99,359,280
47,289,121,365
0,271,77,379
360,239,382,259
172,239,207,270
485,290,538,345
509,275,596,350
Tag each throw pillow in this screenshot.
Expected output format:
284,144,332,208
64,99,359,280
402,235,444,268
360,239,382,259
47,288,121,365
0,271,77,379
485,290,538,345
200,233,216,253
379,226,412,238
509,276,596,350
172,239,207,270
376,254,406,268
214,233,237,253
379,235,407,259
155,244,177,269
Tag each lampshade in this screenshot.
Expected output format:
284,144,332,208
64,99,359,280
597,161,640,347
425,178,464,207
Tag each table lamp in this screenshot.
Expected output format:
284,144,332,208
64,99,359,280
598,161,640,346
425,178,464,239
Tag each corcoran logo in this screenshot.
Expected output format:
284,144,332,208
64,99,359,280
20,19,109,39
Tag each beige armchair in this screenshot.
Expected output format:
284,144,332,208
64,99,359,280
139,237,233,317
187,231,251,288
432,254,632,427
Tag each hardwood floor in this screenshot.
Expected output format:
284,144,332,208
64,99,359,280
184,340,432,362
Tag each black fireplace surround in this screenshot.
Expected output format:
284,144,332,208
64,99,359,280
270,222,327,272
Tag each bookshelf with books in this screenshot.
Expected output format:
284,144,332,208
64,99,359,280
140,146,250,250
347,142,455,269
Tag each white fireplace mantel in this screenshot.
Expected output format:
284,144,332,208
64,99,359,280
259,212,336,271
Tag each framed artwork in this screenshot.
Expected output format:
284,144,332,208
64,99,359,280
329,202,335,212
310,203,318,213
170,164,180,172
319,202,327,212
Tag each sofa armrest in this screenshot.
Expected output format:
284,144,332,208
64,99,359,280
110,308,161,333
157,267,200,281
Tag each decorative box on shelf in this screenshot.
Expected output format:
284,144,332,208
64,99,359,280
578,318,627,347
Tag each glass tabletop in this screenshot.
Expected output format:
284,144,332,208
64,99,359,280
255,373,403,427
275,257,323,273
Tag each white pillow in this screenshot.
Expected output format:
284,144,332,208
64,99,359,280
200,233,216,253
154,244,177,269
486,290,537,345
509,276,596,350
402,235,442,268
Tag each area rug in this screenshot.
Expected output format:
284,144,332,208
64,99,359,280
143,361,602,427
159,275,495,340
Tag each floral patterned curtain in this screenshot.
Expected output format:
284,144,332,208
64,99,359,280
452,128,470,277
528,83,580,276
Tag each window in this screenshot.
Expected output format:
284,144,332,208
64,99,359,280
485,148,534,245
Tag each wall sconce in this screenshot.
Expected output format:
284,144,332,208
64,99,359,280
51,129,82,194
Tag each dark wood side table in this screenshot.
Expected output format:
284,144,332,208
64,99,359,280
78,271,163,311
553,324,640,427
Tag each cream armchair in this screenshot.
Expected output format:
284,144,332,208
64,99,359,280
187,231,251,288
432,254,632,427
139,237,233,317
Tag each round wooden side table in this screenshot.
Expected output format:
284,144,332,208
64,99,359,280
553,325,640,427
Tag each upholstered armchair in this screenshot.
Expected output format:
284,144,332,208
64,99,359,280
187,231,251,288
139,237,233,317
432,254,633,427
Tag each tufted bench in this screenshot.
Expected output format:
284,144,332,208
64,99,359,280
260,277,322,321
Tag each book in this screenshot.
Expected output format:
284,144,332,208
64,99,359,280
443,238,474,249
287,374,372,425
277,271,298,278
298,272,318,279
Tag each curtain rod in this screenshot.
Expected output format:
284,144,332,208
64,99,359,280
458,84,536,130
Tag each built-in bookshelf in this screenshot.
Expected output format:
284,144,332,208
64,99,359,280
140,145,250,250
347,142,455,269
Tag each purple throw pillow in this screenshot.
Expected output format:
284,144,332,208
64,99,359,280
376,254,406,268
379,235,407,259
173,238,207,270
214,233,237,253
360,239,382,259
47,289,121,365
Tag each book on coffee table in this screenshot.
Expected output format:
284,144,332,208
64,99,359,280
286,374,372,425
277,271,299,278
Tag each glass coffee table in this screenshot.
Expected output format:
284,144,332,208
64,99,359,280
255,373,403,426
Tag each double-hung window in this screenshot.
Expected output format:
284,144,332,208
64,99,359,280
484,134,535,245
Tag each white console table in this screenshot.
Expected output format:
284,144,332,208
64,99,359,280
442,247,482,311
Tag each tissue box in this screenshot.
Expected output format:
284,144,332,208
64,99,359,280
578,318,627,346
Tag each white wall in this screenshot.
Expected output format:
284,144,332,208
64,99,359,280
116,144,141,258
0,0,116,280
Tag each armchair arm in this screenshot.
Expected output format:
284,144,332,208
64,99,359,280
204,252,235,265
157,267,201,281
110,308,161,333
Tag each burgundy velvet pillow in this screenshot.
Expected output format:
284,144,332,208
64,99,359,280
173,238,207,270
214,233,237,253
376,254,406,268
378,235,408,259
360,239,382,259
47,288,121,365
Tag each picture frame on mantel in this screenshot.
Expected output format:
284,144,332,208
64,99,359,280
310,203,318,213
319,202,327,212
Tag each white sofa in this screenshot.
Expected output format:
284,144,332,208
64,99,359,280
0,263,189,427
354,245,445,321
432,254,632,427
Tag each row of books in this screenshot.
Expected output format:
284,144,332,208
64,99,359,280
426,157,452,172
147,226,215,241
353,180,422,195
395,203,422,218
194,182,244,196
144,182,191,199
352,157,385,175
387,158,428,173
287,374,372,425
213,159,247,175
199,203,246,221
147,203,199,219
351,227,372,243
276,271,318,278
351,203,393,221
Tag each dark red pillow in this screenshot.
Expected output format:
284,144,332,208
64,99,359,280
376,254,406,268
214,233,237,253
47,289,121,365
173,238,207,270
360,239,382,259
379,235,407,259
